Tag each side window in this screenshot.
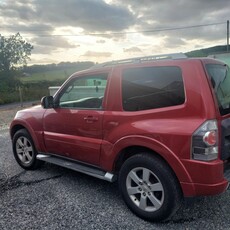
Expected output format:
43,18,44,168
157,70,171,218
122,66,185,111
206,64,230,115
58,74,108,109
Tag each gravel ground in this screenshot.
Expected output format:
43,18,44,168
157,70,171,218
0,101,39,130
0,108,18,130
1,107,230,229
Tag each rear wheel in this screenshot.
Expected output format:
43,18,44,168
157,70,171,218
12,129,43,170
119,153,182,222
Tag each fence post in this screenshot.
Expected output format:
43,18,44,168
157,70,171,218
19,86,23,107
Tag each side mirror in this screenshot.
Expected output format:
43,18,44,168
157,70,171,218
41,96,54,109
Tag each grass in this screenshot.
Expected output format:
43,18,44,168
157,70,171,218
1,67,84,105
20,67,83,83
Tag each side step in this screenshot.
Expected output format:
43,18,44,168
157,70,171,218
37,154,116,182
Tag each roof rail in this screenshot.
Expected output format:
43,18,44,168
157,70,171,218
91,53,187,69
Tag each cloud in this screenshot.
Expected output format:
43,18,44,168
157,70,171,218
96,40,106,44
30,36,79,54
0,0,134,59
123,47,142,53
115,0,229,42
32,46,54,55
0,23,54,36
1,0,229,41
0,0,135,32
0,1,36,21
117,0,229,23
81,51,112,58
32,37,78,48
162,37,186,48
0,0,229,64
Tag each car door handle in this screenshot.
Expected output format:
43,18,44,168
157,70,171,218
84,116,99,123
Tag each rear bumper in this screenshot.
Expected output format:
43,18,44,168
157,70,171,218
180,159,229,196
181,180,229,197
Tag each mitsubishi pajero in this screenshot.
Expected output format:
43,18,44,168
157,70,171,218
10,53,230,221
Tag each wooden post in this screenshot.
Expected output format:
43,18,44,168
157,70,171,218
19,86,23,107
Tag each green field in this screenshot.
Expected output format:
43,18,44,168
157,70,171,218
19,67,82,83
0,67,87,105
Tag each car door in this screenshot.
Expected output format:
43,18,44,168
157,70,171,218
43,73,108,166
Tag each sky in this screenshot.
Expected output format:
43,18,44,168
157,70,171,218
0,0,229,65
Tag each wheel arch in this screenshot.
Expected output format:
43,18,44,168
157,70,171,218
114,146,180,180
10,120,44,152
10,124,26,140
108,137,194,195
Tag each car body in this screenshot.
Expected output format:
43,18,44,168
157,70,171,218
10,53,230,222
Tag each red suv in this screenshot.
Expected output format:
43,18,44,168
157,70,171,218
10,53,230,222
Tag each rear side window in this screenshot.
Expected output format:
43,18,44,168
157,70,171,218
206,64,230,115
122,66,185,111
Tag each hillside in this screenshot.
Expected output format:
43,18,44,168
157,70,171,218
21,61,95,83
185,45,229,57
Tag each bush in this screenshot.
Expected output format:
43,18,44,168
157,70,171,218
0,71,21,104
0,74,63,105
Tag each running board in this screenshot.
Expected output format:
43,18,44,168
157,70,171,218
36,154,116,182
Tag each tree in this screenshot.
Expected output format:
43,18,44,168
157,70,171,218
0,33,33,72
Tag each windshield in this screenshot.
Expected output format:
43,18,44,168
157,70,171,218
206,64,230,115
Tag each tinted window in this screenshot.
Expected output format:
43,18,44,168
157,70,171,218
206,64,230,115
122,66,185,111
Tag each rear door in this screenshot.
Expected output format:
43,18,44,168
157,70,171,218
43,72,108,166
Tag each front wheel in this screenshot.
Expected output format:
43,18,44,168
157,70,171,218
12,129,43,170
119,153,182,222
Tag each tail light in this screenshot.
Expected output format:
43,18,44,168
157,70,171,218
192,120,218,161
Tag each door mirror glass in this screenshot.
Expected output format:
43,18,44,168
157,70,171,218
41,96,54,108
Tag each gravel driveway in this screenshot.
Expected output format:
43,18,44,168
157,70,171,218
0,108,19,130
0,101,39,130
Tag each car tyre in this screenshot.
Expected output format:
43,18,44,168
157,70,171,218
12,129,43,170
119,153,183,222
